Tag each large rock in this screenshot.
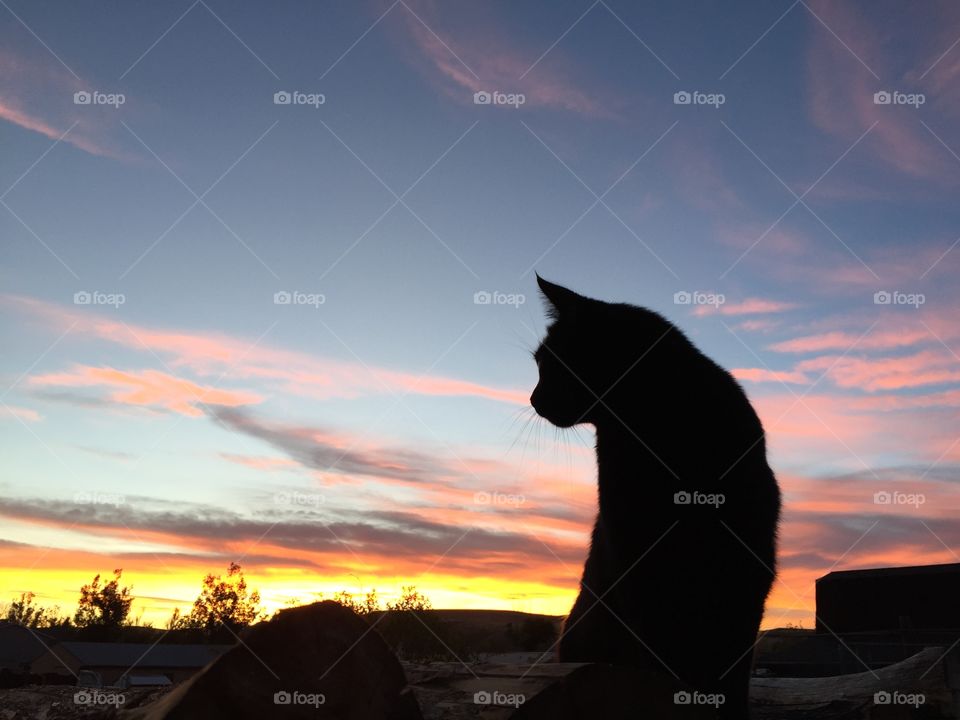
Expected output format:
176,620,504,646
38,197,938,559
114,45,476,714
123,601,422,720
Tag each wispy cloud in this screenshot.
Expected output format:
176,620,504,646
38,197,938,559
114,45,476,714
207,404,460,485
393,1,618,118
1,404,41,422
0,49,131,161
796,350,960,392
732,368,810,385
8,295,527,406
694,298,797,317
29,366,262,416
805,0,956,184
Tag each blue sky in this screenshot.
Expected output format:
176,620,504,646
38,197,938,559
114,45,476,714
2,0,959,625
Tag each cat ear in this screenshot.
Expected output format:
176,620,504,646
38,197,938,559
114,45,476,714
537,275,582,320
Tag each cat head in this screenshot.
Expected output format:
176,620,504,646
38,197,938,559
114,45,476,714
530,276,676,428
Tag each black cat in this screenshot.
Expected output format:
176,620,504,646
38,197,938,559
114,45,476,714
530,276,780,719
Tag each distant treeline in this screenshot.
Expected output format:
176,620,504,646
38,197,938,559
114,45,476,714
4,568,558,657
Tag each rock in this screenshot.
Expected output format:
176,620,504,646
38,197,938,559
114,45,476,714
123,601,422,720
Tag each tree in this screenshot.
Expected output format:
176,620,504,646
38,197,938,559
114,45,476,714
5,592,65,628
386,586,432,612
74,569,133,628
332,589,380,616
379,586,445,659
166,607,186,631
183,562,264,635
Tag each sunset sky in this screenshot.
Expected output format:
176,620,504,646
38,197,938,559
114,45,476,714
2,0,959,631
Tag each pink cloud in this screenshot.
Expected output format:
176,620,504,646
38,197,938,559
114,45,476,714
1,405,41,423
8,295,528,407
796,350,960,391
29,366,262,417
0,99,118,159
805,0,955,183
694,298,797,317
0,49,131,161
770,328,933,354
735,319,782,333
394,3,617,118
219,453,300,471
849,388,960,411
732,368,810,385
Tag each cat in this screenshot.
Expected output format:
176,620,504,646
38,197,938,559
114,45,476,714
530,276,780,719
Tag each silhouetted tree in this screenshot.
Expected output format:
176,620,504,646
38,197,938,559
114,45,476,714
182,562,264,636
5,592,67,628
332,589,380,616
379,586,448,660
386,586,432,612
166,607,186,631
74,569,133,628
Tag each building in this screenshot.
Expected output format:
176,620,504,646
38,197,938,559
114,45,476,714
0,621,57,674
32,641,232,686
816,562,960,634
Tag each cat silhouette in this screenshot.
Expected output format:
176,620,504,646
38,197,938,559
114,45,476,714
531,276,780,720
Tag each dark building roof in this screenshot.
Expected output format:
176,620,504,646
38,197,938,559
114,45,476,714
0,621,58,669
54,642,232,669
817,562,960,583
815,562,960,634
